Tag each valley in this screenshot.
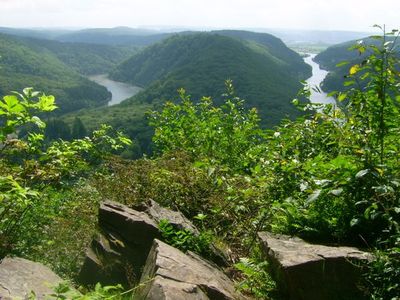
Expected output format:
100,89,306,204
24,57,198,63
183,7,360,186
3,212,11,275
1,19,399,300
0,27,354,156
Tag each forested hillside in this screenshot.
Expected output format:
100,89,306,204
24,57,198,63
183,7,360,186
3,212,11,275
21,37,139,75
110,32,311,125
0,33,111,113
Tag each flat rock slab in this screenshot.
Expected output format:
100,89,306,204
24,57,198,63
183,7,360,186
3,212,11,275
0,257,63,299
138,239,246,300
258,232,372,300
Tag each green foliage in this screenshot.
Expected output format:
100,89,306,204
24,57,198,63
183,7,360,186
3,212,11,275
364,247,400,299
235,257,276,299
150,81,262,171
136,28,400,298
314,30,400,93
0,88,131,259
0,33,111,114
158,219,213,258
30,282,132,300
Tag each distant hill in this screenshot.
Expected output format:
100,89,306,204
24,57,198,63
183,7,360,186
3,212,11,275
110,31,311,126
56,27,171,46
0,26,172,47
10,35,138,75
0,27,73,40
0,33,111,114
314,36,400,92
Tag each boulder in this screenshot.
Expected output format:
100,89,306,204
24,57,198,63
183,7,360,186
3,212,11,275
132,199,199,234
137,239,246,300
79,200,227,287
0,257,63,299
79,201,161,286
258,232,372,300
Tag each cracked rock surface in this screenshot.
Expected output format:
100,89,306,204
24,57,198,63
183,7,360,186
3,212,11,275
258,232,372,300
0,257,63,300
137,239,246,300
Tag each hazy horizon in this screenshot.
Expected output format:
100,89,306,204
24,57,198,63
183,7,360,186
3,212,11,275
0,0,398,32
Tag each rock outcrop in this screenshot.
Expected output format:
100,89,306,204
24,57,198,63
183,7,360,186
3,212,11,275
79,200,227,287
258,232,372,300
0,257,63,299
137,239,246,300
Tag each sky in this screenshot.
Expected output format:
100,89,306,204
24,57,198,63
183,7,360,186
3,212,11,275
0,0,398,32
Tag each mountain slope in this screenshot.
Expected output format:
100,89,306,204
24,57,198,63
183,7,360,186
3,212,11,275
111,31,311,126
11,35,138,75
0,33,110,114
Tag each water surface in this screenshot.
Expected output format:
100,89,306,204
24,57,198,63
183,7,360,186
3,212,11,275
88,74,142,106
303,54,336,105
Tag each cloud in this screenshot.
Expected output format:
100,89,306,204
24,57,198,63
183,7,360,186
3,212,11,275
0,0,398,31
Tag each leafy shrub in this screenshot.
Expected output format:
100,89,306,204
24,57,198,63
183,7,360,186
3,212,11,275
0,88,131,259
235,257,276,299
149,80,263,172
158,219,213,258
364,247,400,299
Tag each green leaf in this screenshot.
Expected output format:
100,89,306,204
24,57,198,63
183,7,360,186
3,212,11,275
355,169,369,179
336,61,349,67
350,218,361,227
1,95,24,113
338,93,347,102
31,116,46,129
344,80,355,87
37,95,57,112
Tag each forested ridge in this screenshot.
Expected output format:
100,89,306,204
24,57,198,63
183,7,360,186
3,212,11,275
0,33,138,114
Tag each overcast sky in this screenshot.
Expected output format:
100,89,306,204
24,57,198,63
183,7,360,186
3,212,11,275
0,0,398,32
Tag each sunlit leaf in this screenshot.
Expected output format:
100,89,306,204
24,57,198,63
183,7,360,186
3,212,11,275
349,64,360,75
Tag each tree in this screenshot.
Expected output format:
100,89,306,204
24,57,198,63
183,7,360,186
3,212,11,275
71,117,88,139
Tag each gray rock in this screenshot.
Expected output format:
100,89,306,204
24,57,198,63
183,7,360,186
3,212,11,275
0,257,63,299
79,200,230,287
79,201,161,286
137,239,246,300
133,199,200,234
258,232,372,300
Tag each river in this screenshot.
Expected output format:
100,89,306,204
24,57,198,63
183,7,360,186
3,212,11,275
303,53,336,105
90,55,332,107
88,74,142,106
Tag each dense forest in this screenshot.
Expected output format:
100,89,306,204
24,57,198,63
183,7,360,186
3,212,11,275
0,33,138,114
